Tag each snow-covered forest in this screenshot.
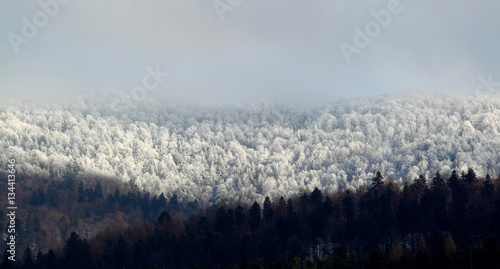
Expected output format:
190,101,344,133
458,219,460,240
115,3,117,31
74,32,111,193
1,92,500,204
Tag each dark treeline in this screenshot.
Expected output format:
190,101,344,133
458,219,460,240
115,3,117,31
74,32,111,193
1,168,500,268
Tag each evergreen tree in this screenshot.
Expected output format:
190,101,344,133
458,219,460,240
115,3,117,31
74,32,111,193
432,171,445,191
30,188,45,206
154,210,171,237
78,182,87,203
248,202,261,229
448,170,460,193
286,198,295,218
34,251,44,269
309,187,323,207
94,181,103,199
168,193,179,210
466,167,477,184
22,247,34,269
63,232,91,269
215,206,228,233
263,196,274,221
140,193,152,219
113,189,121,204
45,250,58,269
234,205,246,226
482,174,495,208
275,196,287,218
132,240,150,269
412,175,428,199
370,171,384,195
46,185,59,207
226,209,234,229
113,235,130,269
431,171,448,229
323,196,333,218
342,191,355,222
449,170,468,228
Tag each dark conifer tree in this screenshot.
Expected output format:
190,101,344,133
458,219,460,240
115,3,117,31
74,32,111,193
77,182,86,203
196,217,210,237
45,250,58,269
113,235,130,269
168,193,179,210
22,247,34,269
342,191,355,223
132,239,150,269
371,171,384,195
432,171,445,191
449,170,468,231
466,167,477,184
482,174,495,208
248,202,261,229
86,187,96,203
448,170,460,193
46,185,59,207
140,193,152,219
431,172,448,230
263,196,274,221
323,196,333,218
30,188,45,206
113,189,122,206
154,210,171,237
226,209,234,229
234,205,246,226
286,198,295,218
412,175,428,200
63,232,91,269
215,206,228,233
276,196,287,218
34,251,44,269
309,187,323,207
94,181,103,199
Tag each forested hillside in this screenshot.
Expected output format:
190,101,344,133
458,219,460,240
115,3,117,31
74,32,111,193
1,169,499,268
1,93,500,204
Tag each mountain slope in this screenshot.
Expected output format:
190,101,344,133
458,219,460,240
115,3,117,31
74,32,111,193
1,92,500,204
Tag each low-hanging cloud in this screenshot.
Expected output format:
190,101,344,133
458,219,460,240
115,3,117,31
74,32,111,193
0,0,499,104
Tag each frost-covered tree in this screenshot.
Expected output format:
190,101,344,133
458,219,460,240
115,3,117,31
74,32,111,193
2,92,500,204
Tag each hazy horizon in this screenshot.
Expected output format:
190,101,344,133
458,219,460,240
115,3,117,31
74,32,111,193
1,0,499,104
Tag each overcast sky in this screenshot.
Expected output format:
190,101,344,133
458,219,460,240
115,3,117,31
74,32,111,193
1,0,499,104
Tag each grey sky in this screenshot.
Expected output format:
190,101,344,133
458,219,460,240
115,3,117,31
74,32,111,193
1,0,499,104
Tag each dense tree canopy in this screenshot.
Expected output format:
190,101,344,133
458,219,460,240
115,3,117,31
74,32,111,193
1,93,500,204
1,169,499,268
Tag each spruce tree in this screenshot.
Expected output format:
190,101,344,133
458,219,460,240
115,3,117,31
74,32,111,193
263,196,274,221
248,202,261,229
371,171,384,195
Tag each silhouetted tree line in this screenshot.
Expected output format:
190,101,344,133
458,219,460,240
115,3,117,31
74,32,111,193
1,168,500,268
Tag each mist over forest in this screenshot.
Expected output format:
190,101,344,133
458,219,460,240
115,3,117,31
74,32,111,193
2,92,500,205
